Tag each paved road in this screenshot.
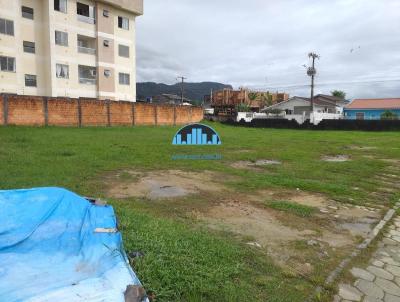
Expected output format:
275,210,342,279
335,215,400,302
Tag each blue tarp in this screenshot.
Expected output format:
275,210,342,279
0,187,145,302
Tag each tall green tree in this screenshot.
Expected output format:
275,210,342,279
331,90,346,99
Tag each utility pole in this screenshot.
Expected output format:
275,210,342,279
307,52,320,113
177,76,187,104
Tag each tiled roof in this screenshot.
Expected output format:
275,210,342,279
345,98,400,109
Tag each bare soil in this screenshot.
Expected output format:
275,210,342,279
105,169,383,270
322,155,351,162
231,159,282,170
200,200,312,247
106,170,227,199
346,145,378,151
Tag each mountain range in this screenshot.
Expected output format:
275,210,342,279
136,82,232,102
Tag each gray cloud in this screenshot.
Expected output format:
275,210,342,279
136,0,400,98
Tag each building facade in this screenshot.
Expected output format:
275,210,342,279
0,0,143,101
344,98,400,120
211,88,289,114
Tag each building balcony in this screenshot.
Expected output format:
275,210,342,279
78,46,96,55
77,35,96,55
79,78,96,85
77,14,95,24
78,65,97,85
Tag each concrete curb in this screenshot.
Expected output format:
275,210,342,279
309,201,400,301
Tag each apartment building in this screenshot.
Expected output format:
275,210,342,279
0,0,143,101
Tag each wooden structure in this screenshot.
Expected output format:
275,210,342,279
211,88,289,115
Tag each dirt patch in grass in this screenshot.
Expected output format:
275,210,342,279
252,189,329,208
200,200,313,247
322,155,351,162
232,149,253,153
380,158,400,165
105,168,384,276
197,196,358,271
231,159,282,170
106,170,229,199
346,145,377,151
319,230,354,248
198,189,381,255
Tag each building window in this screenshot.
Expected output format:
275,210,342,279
56,64,69,79
0,56,15,72
54,0,67,13
78,65,97,85
118,16,129,30
25,74,37,87
103,40,110,47
0,18,14,36
119,73,130,85
104,70,111,78
118,45,130,58
23,41,35,54
103,10,109,17
77,2,95,24
22,6,34,20
55,30,68,46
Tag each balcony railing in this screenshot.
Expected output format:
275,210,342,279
77,14,95,24
79,78,96,85
78,46,96,55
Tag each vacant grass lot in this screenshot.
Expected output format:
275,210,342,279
0,123,399,302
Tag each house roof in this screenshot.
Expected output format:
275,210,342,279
345,98,400,110
262,96,342,111
315,94,344,103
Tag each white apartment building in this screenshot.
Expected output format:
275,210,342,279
0,0,143,101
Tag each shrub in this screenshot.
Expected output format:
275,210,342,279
381,110,398,120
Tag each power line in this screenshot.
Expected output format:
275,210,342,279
249,78,400,91
176,76,187,104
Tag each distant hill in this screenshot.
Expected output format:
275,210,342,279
137,82,232,103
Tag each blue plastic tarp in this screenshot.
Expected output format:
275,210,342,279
0,187,145,302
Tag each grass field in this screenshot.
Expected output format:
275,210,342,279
1,123,399,301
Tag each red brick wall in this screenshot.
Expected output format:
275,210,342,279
135,103,156,125
80,99,108,126
110,102,133,126
7,96,44,126
191,107,204,122
156,105,175,125
176,106,192,125
48,98,79,126
0,94,203,127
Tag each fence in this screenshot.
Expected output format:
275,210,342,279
0,94,203,127
226,118,400,131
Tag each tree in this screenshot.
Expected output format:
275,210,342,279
248,92,258,101
236,103,251,112
381,110,398,120
265,108,283,115
331,90,346,100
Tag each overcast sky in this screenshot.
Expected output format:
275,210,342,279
136,0,400,99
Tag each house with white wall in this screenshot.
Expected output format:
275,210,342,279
261,95,345,124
